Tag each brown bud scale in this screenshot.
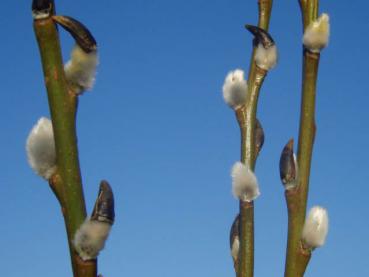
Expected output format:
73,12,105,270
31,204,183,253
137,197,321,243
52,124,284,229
255,118,265,156
245,24,275,49
91,180,115,225
52,15,97,53
279,139,297,186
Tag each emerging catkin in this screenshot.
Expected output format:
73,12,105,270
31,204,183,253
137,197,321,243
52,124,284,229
26,117,56,180
73,218,112,261
302,206,329,249
222,69,248,109
303,13,330,53
255,44,278,71
231,162,260,202
64,45,99,94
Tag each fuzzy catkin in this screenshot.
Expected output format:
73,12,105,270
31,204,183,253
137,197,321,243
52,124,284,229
303,13,330,53
302,206,329,248
231,162,260,202
74,218,112,261
64,45,99,94
222,69,248,109
26,117,56,180
255,44,278,71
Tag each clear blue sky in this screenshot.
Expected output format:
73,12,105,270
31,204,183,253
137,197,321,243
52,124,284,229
1,1,368,276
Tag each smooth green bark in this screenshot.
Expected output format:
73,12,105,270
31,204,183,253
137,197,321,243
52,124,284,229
33,15,97,277
284,1,320,276
236,1,273,277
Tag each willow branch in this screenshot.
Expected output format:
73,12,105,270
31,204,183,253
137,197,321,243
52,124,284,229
284,0,319,276
235,1,273,277
33,13,97,277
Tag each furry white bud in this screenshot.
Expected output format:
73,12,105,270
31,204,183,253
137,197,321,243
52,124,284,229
74,218,112,261
255,44,278,71
303,13,330,53
302,206,329,249
26,117,56,180
231,162,260,202
64,45,99,94
222,69,248,109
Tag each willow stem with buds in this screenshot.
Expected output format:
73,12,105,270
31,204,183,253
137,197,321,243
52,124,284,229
235,1,273,277
284,0,320,276
33,4,97,277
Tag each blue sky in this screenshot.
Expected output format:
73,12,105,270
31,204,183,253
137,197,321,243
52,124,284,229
1,0,368,276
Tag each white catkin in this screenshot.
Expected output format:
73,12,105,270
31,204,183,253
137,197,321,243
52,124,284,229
222,69,248,109
255,44,278,71
303,13,330,53
231,162,260,202
26,117,56,180
64,45,99,94
302,206,329,248
74,218,112,261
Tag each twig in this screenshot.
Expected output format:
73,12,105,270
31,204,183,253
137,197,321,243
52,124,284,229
33,8,97,277
236,1,273,276
284,0,320,276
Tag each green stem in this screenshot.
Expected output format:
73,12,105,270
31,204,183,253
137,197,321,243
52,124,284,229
236,68,266,277
257,0,273,30
284,187,312,276
297,50,319,223
284,1,319,276
33,16,97,277
235,2,273,276
295,245,311,276
238,200,254,277
299,0,319,31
